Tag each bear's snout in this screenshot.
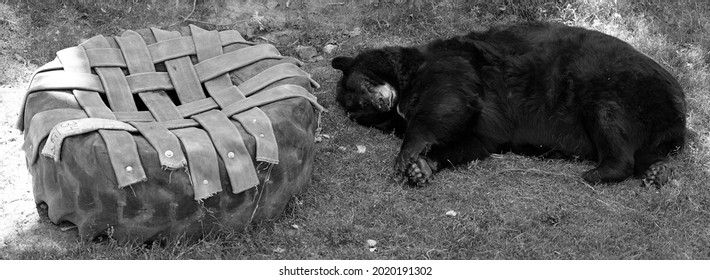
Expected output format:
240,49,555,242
370,83,397,111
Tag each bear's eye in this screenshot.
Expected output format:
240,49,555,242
361,80,380,93
364,84,374,92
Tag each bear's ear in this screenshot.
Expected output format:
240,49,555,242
331,56,354,71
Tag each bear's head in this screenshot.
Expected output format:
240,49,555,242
332,49,406,135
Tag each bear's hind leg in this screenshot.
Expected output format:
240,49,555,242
582,156,634,183
635,132,684,188
640,161,672,188
581,102,636,183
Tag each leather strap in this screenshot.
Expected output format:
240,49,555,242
84,48,126,68
27,71,104,94
58,42,147,188
192,110,260,194
222,84,323,116
152,28,206,104
131,121,186,169
24,108,87,164
41,118,138,161
172,128,222,201
233,108,279,164
193,44,282,82
239,63,320,96
80,36,138,112
117,30,183,121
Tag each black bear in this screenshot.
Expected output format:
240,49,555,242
331,22,686,187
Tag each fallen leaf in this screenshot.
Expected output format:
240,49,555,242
356,145,366,153
59,225,78,232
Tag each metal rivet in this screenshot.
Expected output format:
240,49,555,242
227,152,235,159
125,166,133,173
202,179,209,185
259,133,265,138
164,150,174,158
60,122,69,127
69,121,77,125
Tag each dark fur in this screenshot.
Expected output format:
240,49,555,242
332,22,686,187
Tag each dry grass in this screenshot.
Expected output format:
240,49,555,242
1,0,709,259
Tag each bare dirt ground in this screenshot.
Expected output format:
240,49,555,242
0,3,76,257
0,88,40,251
0,84,74,255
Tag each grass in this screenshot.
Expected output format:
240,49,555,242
1,0,709,259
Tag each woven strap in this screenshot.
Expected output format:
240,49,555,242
19,25,323,200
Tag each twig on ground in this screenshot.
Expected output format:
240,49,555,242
183,0,197,23
183,19,249,27
497,168,597,192
0,18,17,25
247,163,273,230
169,0,197,27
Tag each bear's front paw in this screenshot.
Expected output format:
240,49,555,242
394,151,415,174
404,157,434,187
395,154,434,187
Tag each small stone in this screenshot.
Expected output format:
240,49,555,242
14,53,25,63
295,45,318,61
347,27,362,37
323,44,338,54
369,247,377,252
446,210,458,217
338,146,347,151
266,0,278,9
291,224,299,230
322,134,331,139
366,239,377,247
273,247,286,254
